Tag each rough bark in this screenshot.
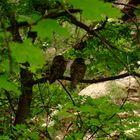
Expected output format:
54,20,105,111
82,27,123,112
14,66,33,125
8,12,34,125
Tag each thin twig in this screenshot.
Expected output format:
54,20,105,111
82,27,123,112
4,90,16,115
121,10,140,43
58,80,76,106
113,2,139,10
58,80,83,128
62,122,73,140
34,71,52,140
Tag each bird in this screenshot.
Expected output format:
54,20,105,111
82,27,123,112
70,58,86,88
49,55,67,84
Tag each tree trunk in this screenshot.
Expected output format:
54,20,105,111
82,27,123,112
14,66,33,125
8,12,34,125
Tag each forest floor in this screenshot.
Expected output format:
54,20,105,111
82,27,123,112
79,75,140,139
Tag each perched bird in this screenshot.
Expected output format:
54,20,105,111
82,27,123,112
70,58,86,88
49,55,67,84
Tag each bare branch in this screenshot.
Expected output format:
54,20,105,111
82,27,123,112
32,72,140,85
6,9,81,30
113,2,139,10
4,90,16,115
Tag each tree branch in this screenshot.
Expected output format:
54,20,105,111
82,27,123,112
32,72,140,85
4,90,16,115
6,8,81,30
113,2,139,9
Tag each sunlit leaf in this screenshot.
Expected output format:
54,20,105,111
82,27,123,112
68,0,122,20
32,19,70,39
0,75,20,95
18,14,41,23
10,39,45,66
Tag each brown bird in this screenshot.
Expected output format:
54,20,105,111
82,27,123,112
70,58,86,88
49,55,67,84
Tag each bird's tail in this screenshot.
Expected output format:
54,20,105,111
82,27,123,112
70,80,78,90
48,74,55,84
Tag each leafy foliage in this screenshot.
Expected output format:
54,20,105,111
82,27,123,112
10,39,45,65
32,19,70,39
68,0,122,20
0,0,140,139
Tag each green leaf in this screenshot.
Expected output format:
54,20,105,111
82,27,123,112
68,0,122,20
18,14,41,23
10,39,45,66
1,59,20,73
85,118,101,126
0,136,11,140
73,132,84,139
28,132,39,140
79,105,94,113
0,75,20,95
32,19,70,39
